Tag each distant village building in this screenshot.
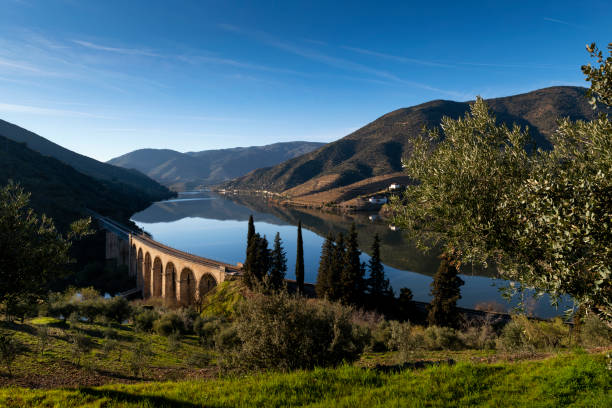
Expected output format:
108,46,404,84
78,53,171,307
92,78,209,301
389,183,402,191
389,224,400,231
368,196,388,205
368,214,380,221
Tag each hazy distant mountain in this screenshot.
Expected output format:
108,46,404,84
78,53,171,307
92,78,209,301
221,86,600,196
0,119,173,204
108,141,325,191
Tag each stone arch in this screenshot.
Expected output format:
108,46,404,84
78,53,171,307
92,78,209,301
165,262,177,305
137,248,143,289
152,257,163,297
179,268,196,306
143,252,152,298
130,244,137,278
198,274,217,299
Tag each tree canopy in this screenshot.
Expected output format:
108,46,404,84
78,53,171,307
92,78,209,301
391,42,612,322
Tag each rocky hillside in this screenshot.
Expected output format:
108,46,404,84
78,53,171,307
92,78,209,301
108,141,325,191
221,86,599,196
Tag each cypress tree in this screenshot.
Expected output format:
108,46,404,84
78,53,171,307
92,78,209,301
428,252,464,328
367,234,393,310
329,232,345,301
341,223,364,306
243,232,261,289
316,232,334,298
295,221,304,293
269,232,287,290
256,235,271,282
244,215,256,275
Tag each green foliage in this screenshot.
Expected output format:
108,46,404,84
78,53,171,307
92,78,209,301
428,254,464,328
127,340,153,378
221,290,368,371
579,314,612,348
316,232,335,298
366,233,393,311
132,308,159,333
200,280,244,320
340,223,365,306
243,232,271,289
423,326,464,351
0,182,91,306
582,42,612,108
153,312,185,337
0,333,26,376
194,316,224,347
69,330,93,365
268,232,287,289
295,221,305,293
496,315,571,352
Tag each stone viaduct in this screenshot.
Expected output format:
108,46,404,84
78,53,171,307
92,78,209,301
96,213,242,306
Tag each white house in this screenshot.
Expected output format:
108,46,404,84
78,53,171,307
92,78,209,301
368,196,388,205
389,183,401,191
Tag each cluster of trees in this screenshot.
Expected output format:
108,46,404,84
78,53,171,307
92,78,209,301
390,42,612,323
316,225,395,312
242,215,305,292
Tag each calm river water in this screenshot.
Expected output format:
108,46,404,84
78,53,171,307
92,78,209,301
132,190,571,318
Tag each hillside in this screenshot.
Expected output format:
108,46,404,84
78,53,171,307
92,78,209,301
0,119,173,203
0,135,157,229
108,141,325,191
220,87,600,196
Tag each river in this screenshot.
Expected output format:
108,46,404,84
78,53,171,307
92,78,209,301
131,190,572,318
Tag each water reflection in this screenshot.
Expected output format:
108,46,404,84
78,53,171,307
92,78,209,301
131,190,570,318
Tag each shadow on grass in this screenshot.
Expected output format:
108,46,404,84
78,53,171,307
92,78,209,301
78,388,205,407
371,359,456,373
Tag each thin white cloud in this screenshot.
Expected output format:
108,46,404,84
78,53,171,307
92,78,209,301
543,17,586,29
0,102,110,118
342,46,453,68
72,39,162,57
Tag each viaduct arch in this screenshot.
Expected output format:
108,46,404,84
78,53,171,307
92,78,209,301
129,233,241,306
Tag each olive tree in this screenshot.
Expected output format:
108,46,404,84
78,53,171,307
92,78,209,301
0,182,91,314
391,42,611,322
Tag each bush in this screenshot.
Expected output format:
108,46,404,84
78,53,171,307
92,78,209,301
369,320,392,352
154,312,185,337
459,322,497,350
579,315,612,348
186,351,212,368
221,291,369,371
214,326,240,353
127,341,153,378
102,297,132,324
69,331,92,365
423,326,463,350
496,315,569,352
133,308,159,333
179,308,200,334
194,316,224,348
0,333,26,376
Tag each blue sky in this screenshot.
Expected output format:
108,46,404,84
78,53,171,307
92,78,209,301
0,0,610,161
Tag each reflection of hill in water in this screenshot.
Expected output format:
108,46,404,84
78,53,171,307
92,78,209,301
132,192,495,278
227,195,496,278
131,192,285,225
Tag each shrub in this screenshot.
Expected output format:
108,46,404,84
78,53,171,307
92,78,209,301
179,308,200,334
186,351,212,368
423,326,463,350
579,315,612,347
497,318,526,352
496,315,569,352
36,325,50,356
194,316,224,348
221,291,369,371
102,297,132,324
0,333,26,376
459,322,497,350
369,320,392,352
167,331,182,352
154,312,185,337
127,341,153,378
133,308,159,333
214,326,240,353
69,331,92,365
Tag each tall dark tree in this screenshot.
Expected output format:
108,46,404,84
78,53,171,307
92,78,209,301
247,215,255,249
269,232,287,289
243,232,271,289
316,232,334,298
329,232,345,301
340,223,365,306
367,234,393,310
243,215,256,276
428,252,464,328
295,221,304,293
396,287,418,322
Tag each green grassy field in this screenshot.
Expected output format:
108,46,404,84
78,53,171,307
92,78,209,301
0,351,609,407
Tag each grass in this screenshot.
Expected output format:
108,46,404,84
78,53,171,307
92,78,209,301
0,351,609,407
0,317,214,388
200,280,244,319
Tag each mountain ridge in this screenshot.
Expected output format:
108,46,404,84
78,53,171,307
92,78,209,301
220,86,601,196
108,141,325,191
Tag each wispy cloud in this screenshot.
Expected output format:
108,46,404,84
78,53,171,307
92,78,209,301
342,46,452,68
543,17,586,29
72,39,162,57
0,102,110,118
218,23,462,96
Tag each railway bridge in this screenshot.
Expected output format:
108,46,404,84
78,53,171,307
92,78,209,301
96,214,242,306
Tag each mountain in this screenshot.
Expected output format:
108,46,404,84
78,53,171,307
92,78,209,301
220,86,600,196
0,119,174,203
0,135,157,229
108,141,325,191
